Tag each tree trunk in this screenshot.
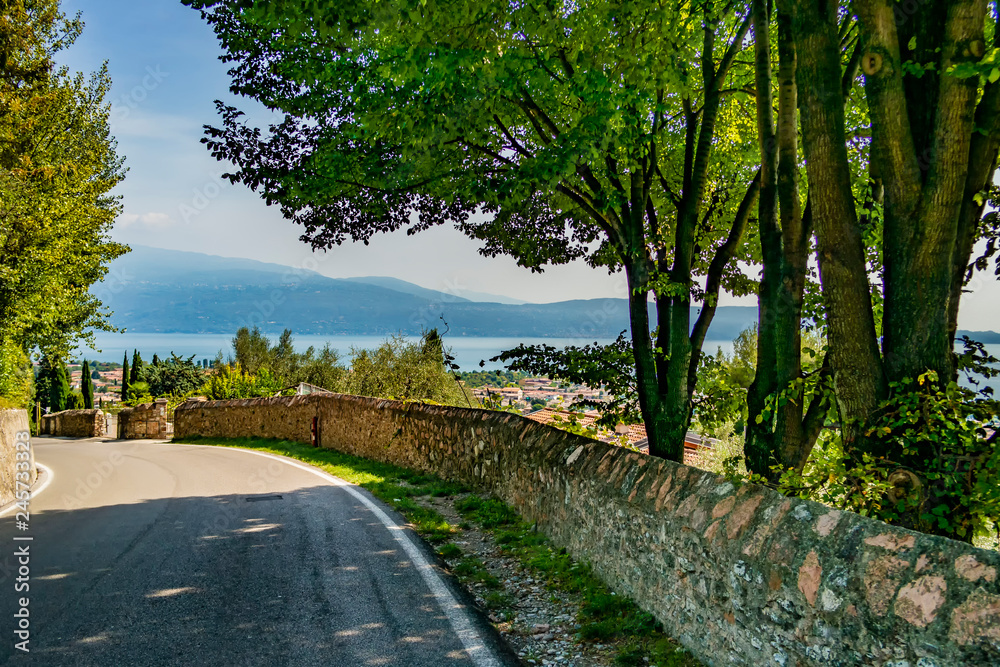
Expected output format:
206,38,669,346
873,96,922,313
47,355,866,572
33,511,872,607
746,0,782,477
625,259,681,462
793,0,886,456
746,0,820,478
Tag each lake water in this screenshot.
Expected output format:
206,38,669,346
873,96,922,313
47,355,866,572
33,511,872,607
75,332,998,393
77,332,736,371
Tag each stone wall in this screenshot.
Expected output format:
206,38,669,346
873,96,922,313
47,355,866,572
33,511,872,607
39,409,106,437
0,409,36,506
118,398,172,439
175,394,1000,666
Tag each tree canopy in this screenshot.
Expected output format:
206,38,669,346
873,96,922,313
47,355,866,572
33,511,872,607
190,0,1000,540
0,0,127,407
189,0,765,460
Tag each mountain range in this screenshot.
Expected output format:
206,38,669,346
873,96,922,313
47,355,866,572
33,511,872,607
96,246,998,344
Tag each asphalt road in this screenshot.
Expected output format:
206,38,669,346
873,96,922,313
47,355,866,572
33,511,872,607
0,438,518,666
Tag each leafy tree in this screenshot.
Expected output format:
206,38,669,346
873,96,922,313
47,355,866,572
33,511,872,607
231,326,272,376
125,381,152,406
0,0,127,395
81,359,93,409
141,353,204,397
90,368,101,380
345,332,468,405
66,391,83,410
494,333,637,428
188,0,765,461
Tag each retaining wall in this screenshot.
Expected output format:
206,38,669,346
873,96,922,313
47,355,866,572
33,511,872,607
39,409,106,437
0,409,36,506
118,398,172,439
175,394,1000,666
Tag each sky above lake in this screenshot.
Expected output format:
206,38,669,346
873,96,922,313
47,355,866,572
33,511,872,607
56,0,1000,330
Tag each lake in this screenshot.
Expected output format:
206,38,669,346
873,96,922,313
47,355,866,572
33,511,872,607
77,332,736,371
75,332,999,393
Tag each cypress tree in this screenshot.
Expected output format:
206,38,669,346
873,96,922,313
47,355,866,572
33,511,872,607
81,360,94,409
121,352,130,401
151,353,160,366
130,350,142,384
50,359,70,412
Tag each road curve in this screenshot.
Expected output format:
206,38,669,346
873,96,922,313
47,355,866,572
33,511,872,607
0,438,518,666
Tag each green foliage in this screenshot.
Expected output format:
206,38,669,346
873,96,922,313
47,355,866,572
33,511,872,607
0,0,127,367
457,369,526,388
226,326,347,391
141,353,204,397
0,339,33,409
495,333,637,428
201,364,286,400
130,350,143,384
776,373,999,543
231,326,273,376
345,332,468,405
187,0,766,461
35,354,70,412
65,391,83,409
124,381,152,406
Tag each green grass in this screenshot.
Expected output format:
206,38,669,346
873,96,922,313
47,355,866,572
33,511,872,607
178,435,699,666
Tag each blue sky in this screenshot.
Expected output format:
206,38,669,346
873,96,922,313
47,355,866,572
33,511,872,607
56,0,999,330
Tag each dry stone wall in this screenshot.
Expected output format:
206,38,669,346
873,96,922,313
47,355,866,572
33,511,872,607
175,394,1000,666
118,399,172,439
39,409,106,437
0,409,35,506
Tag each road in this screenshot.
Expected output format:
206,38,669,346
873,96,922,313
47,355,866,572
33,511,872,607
0,438,518,666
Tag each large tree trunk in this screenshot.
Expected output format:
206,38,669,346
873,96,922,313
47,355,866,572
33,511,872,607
858,0,988,386
792,0,887,456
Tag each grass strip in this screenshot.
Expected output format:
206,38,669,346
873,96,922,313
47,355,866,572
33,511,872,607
177,436,699,666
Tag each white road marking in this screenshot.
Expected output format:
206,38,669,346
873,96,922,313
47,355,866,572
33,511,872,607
0,462,54,517
186,444,502,667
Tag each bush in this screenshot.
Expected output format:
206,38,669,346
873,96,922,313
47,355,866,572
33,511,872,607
201,365,286,400
778,372,1000,543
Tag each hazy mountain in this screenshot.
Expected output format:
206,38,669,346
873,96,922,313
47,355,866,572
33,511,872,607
958,330,1000,344
345,276,473,303
96,247,996,346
